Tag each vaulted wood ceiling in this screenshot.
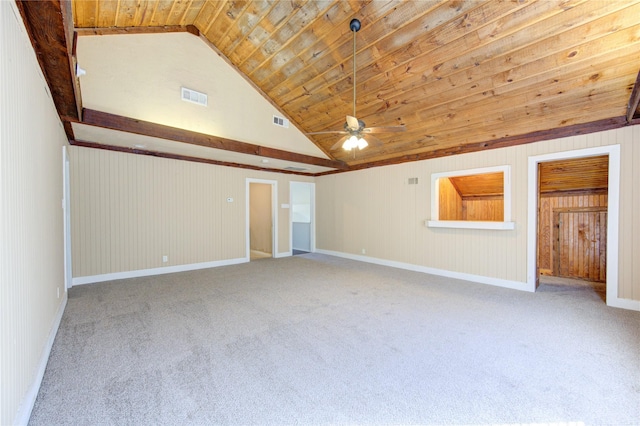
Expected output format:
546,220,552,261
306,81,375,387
17,0,640,175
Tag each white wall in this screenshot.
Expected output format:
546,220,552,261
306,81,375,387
316,126,640,304
70,146,314,282
1,2,68,424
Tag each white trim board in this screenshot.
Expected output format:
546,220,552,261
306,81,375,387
72,257,247,286
527,145,637,311
315,249,527,292
14,292,67,426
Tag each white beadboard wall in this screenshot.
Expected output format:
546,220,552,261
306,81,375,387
1,2,68,424
69,146,313,279
316,126,640,302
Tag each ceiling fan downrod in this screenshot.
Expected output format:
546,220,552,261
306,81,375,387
350,18,360,119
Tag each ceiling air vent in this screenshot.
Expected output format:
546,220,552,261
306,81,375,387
273,115,289,128
181,87,207,106
284,166,308,172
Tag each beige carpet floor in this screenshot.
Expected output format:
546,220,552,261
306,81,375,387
29,253,640,425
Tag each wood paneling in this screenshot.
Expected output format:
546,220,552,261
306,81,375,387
439,176,504,221
538,193,607,276
464,198,504,222
539,155,609,194
64,0,640,168
554,209,607,282
450,172,504,198
438,178,462,221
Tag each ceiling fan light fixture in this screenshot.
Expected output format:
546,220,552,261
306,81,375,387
343,135,359,151
309,18,406,153
343,135,368,151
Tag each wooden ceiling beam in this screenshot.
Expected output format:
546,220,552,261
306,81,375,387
70,140,314,176
81,109,346,170
627,69,640,123
319,116,634,174
75,24,200,36
16,0,79,139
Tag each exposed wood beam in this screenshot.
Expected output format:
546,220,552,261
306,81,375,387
75,24,200,37
16,0,79,140
627,69,640,123
82,109,346,170
317,116,639,176
70,140,313,176
73,21,333,163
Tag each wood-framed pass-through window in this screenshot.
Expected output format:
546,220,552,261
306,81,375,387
428,165,515,230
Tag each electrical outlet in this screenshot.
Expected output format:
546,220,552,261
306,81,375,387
362,249,366,254
162,255,168,263
57,287,60,298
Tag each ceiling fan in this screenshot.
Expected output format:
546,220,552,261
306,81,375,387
307,18,406,152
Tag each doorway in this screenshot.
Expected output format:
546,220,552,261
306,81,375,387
527,145,620,307
247,179,277,261
290,182,315,255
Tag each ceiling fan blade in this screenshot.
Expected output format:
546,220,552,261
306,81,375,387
362,125,407,134
346,115,360,130
330,134,351,151
363,135,385,147
307,130,349,135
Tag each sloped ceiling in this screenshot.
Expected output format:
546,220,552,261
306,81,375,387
16,0,640,176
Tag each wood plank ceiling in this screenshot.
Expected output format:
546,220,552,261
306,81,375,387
20,1,640,174
539,155,609,194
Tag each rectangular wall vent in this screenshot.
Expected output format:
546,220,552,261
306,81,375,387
408,177,419,185
273,115,289,128
284,166,308,172
181,87,207,106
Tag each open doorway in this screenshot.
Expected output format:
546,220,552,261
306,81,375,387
527,145,621,307
290,182,315,255
247,179,277,261
536,155,608,301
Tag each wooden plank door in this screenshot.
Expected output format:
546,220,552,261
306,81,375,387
554,209,607,282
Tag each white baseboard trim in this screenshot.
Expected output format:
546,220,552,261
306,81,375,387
607,296,640,311
315,250,640,310
72,257,248,286
315,249,528,292
14,291,67,426
273,251,292,259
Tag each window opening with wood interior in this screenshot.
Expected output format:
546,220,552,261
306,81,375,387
428,166,514,230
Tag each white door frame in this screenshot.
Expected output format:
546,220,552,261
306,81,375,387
246,178,278,260
527,145,630,309
289,181,316,254
62,146,72,289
